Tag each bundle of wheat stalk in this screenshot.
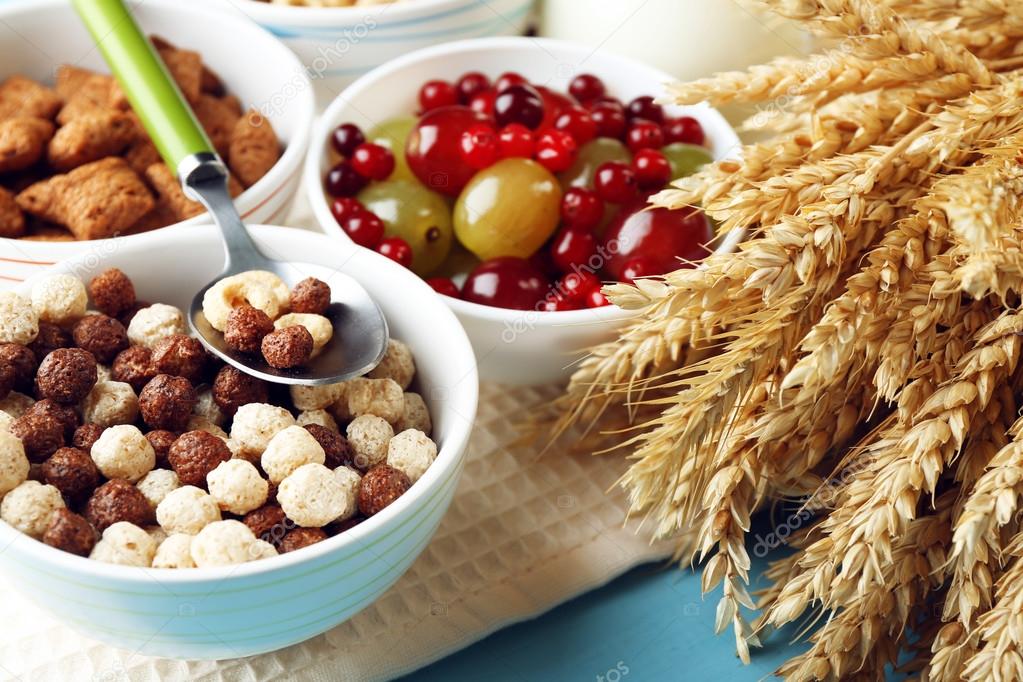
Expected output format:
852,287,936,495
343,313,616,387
554,0,1023,679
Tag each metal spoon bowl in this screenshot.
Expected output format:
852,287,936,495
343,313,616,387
76,0,389,385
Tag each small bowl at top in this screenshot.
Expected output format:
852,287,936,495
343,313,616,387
0,0,314,284
305,36,741,385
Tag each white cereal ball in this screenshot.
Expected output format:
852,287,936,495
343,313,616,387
289,382,343,411
297,409,339,433
90,424,155,482
81,380,138,427
250,539,278,561
207,459,268,515
96,364,112,383
156,485,221,535
193,390,225,427
367,339,416,390
30,274,86,327
0,292,39,345
346,378,404,424
346,415,394,470
397,392,432,435
0,410,13,434
275,313,333,357
0,480,62,537
126,303,186,348
278,463,346,527
136,468,180,508
0,391,34,419
186,415,228,440
0,430,29,496
229,403,296,461
89,522,156,567
222,437,243,459
332,466,361,521
261,425,325,484
152,533,196,569
386,429,437,483
190,519,263,567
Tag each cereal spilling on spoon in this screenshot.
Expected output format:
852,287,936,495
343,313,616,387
0,268,438,568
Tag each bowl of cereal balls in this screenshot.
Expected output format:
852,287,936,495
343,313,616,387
0,225,477,659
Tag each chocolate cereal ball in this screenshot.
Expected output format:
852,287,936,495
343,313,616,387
139,374,196,431
0,343,36,392
212,365,268,416
10,412,65,462
151,334,207,384
41,447,101,503
42,509,97,556
0,365,13,401
84,479,153,532
27,399,79,441
145,429,178,469
35,347,97,405
224,305,274,355
72,423,105,452
72,314,128,364
167,430,232,488
280,527,327,553
28,321,72,361
242,504,288,544
304,423,353,469
111,345,157,392
88,268,136,317
289,278,330,315
261,326,313,369
358,465,411,517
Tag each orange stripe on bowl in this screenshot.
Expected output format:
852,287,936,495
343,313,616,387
0,274,25,282
0,256,56,265
241,169,298,219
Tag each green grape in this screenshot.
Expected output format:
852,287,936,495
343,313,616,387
558,138,630,189
367,117,416,182
661,142,714,179
433,242,480,280
454,158,562,261
357,180,453,276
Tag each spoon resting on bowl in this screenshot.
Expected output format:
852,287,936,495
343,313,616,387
73,0,388,385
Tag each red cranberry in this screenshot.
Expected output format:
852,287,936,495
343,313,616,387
535,129,577,173
341,210,385,249
594,161,639,204
588,100,627,139
601,200,713,280
569,74,606,103
621,256,658,283
626,119,665,152
406,105,491,197
541,295,579,312
377,237,413,268
426,277,460,297
494,84,545,130
554,105,597,145
550,228,597,273
351,143,395,180
585,288,611,307
494,72,527,92
331,197,363,224
469,90,496,116
497,124,534,159
331,123,365,157
459,123,499,170
632,149,672,189
626,95,664,123
560,271,600,302
462,257,550,311
663,116,705,145
528,248,561,281
456,72,491,103
535,86,576,129
419,79,458,112
561,188,604,231
325,160,367,197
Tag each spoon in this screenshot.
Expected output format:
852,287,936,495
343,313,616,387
73,0,388,385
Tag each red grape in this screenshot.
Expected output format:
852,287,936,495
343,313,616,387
426,277,460,298
461,257,550,310
406,105,492,197
550,228,597,273
601,199,712,280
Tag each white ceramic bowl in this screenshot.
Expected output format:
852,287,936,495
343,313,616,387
306,37,741,385
213,0,534,107
0,0,314,286
2,226,478,660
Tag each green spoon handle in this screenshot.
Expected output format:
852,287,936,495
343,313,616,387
72,0,214,172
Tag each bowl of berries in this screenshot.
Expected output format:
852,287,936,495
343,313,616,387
306,37,740,385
